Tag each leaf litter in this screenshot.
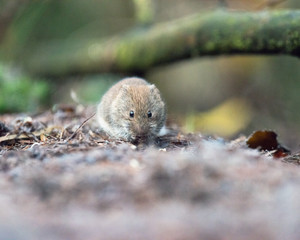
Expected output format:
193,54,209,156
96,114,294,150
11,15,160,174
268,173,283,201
0,105,299,240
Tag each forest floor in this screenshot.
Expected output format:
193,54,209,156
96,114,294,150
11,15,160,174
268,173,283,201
0,105,299,240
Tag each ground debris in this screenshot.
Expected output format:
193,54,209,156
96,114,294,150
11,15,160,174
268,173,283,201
246,130,290,158
0,107,299,240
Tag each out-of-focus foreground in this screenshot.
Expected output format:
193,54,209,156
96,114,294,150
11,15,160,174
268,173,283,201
0,106,299,240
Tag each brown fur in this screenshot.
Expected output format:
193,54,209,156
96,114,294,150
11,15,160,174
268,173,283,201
97,77,166,143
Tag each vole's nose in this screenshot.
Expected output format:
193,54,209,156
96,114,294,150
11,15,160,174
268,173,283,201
134,124,149,137
132,134,150,145
135,132,147,139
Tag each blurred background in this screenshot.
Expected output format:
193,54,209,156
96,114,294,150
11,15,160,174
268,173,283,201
0,0,300,148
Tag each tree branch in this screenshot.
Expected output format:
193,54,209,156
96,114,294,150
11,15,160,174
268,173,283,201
25,10,300,77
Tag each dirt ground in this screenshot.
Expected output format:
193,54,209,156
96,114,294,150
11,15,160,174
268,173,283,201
0,105,299,240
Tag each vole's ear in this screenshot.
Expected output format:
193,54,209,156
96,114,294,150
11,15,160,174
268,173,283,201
149,84,157,92
149,84,160,95
121,84,130,92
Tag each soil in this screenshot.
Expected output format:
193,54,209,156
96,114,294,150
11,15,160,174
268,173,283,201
0,105,299,240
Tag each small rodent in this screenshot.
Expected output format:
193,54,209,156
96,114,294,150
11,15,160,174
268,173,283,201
97,77,166,143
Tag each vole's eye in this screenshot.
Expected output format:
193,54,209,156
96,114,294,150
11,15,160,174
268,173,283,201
147,111,152,118
129,110,134,118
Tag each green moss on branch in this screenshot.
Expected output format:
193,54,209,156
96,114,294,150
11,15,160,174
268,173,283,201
26,10,300,77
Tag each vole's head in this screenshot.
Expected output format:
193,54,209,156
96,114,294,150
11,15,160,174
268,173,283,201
112,83,166,143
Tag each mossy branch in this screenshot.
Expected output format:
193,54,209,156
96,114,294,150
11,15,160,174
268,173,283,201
25,10,300,77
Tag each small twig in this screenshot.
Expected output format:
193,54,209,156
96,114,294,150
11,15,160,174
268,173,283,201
255,0,287,10
0,129,47,143
65,113,96,142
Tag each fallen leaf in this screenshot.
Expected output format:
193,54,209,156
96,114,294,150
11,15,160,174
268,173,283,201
246,130,290,158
